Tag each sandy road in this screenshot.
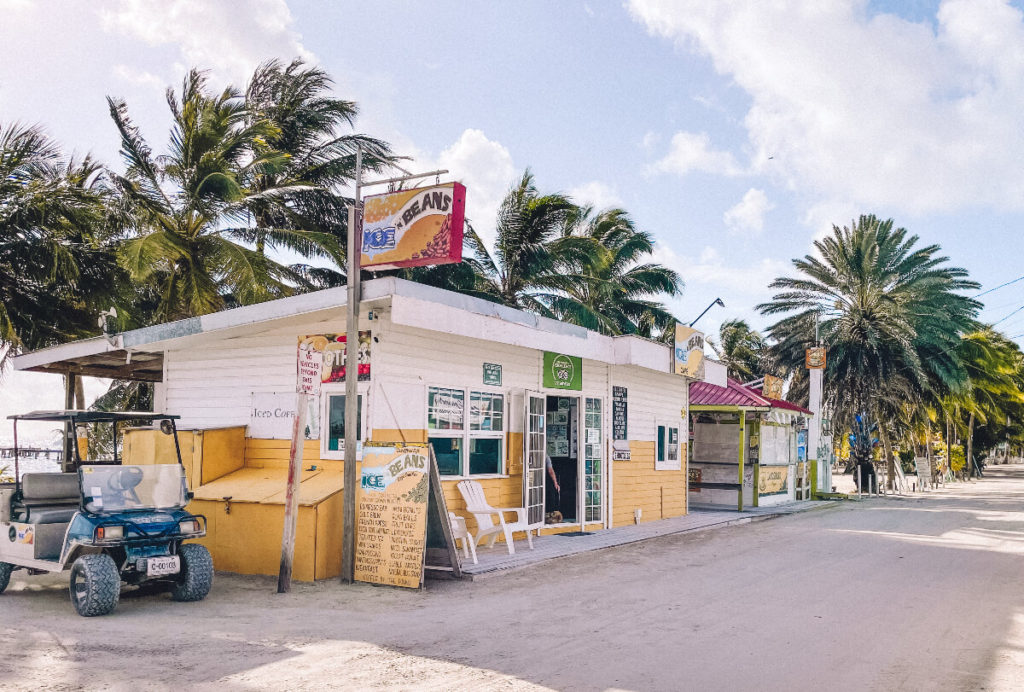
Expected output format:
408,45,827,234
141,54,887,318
3,466,1024,691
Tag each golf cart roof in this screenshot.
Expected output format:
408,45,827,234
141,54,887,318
8,410,180,423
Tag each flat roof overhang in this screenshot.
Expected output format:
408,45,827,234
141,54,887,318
24,348,164,382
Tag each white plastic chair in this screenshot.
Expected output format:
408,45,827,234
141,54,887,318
448,511,477,564
456,480,534,555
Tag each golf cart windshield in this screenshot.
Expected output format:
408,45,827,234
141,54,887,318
80,464,187,513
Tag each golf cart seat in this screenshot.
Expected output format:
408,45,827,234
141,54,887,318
15,473,80,524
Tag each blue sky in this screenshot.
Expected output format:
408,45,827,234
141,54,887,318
3,0,1024,437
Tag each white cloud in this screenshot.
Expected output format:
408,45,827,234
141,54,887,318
112,64,163,91
100,0,313,86
568,181,624,210
653,243,788,300
628,0,1024,213
724,188,773,235
434,129,517,249
650,130,742,176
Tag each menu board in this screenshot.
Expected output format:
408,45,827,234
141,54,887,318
355,443,430,589
612,386,628,441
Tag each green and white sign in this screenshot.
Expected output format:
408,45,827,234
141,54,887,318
483,362,502,386
543,352,582,390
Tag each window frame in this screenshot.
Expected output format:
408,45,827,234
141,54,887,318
426,383,507,479
319,382,371,461
655,417,683,471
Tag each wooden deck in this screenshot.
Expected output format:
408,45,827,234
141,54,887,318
458,501,834,579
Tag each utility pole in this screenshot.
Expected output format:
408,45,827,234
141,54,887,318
808,313,825,495
341,147,363,584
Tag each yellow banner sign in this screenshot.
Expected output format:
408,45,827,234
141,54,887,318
762,374,784,399
673,323,705,379
360,183,466,270
354,443,430,589
758,465,789,495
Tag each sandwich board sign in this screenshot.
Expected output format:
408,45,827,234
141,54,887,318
354,443,461,588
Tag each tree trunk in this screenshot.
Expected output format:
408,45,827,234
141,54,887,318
946,413,952,478
967,411,975,479
75,376,85,410
876,407,895,490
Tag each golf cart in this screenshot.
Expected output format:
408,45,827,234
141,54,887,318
0,411,212,616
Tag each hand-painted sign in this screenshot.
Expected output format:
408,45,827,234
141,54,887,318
296,342,323,395
688,467,701,492
249,392,319,440
483,362,502,386
355,443,430,589
543,352,582,390
758,465,789,495
612,386,628,441
805,347,826,369
298,333,371,383
673,324,705,379
762,374,784,399
360,182,466,270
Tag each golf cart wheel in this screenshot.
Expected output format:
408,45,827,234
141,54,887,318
0,562,13,594
70,554,121,617
171,544,213,602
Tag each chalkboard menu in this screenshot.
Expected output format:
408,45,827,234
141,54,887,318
612,386,628,440
355,443,430,588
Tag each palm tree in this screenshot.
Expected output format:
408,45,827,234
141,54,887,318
945,329,1024,477
244,59,394,270
0,123,122,366
472,170,579,314
550,206,681,336
107,69,342,321
706,319,769,381
760,215,980,470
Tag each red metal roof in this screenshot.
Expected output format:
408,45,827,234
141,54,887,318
689,378,772,408
759,395,814,415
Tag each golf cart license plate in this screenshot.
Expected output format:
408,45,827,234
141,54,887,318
147,555,180,576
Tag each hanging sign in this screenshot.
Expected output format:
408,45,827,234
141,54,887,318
355,443,430,589
299,333,371,384
762,374,784,399
805,347,826,369
543,352,582,390
483,362,502,386
673,323,705,379
360,182,466,270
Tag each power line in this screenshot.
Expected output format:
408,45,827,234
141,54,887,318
976,274,1024,299
993,302,1024,327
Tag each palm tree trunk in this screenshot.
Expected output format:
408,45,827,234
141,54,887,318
878,415,895,490
945,413,952,478
966,411,975,479
75,377,85,410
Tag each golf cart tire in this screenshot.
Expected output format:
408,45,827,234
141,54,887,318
171,543,213,602
0,562,13,594
70,554,121,617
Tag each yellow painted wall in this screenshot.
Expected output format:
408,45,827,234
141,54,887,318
611,440,688,527
200,427,245,484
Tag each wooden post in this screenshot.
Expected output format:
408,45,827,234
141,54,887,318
277,392,308,593
737,414,745,512
63,372,76,472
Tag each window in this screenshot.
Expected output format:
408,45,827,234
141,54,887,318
320,386,368,460
656,420,682,471
428,386,504,476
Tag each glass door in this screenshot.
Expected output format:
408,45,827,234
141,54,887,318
583,397,603,523
524,391,546,527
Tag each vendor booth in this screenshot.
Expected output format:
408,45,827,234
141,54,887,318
688,361,811,510
14,277,692,580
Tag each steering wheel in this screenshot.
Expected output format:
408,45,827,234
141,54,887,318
108,466,145,503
